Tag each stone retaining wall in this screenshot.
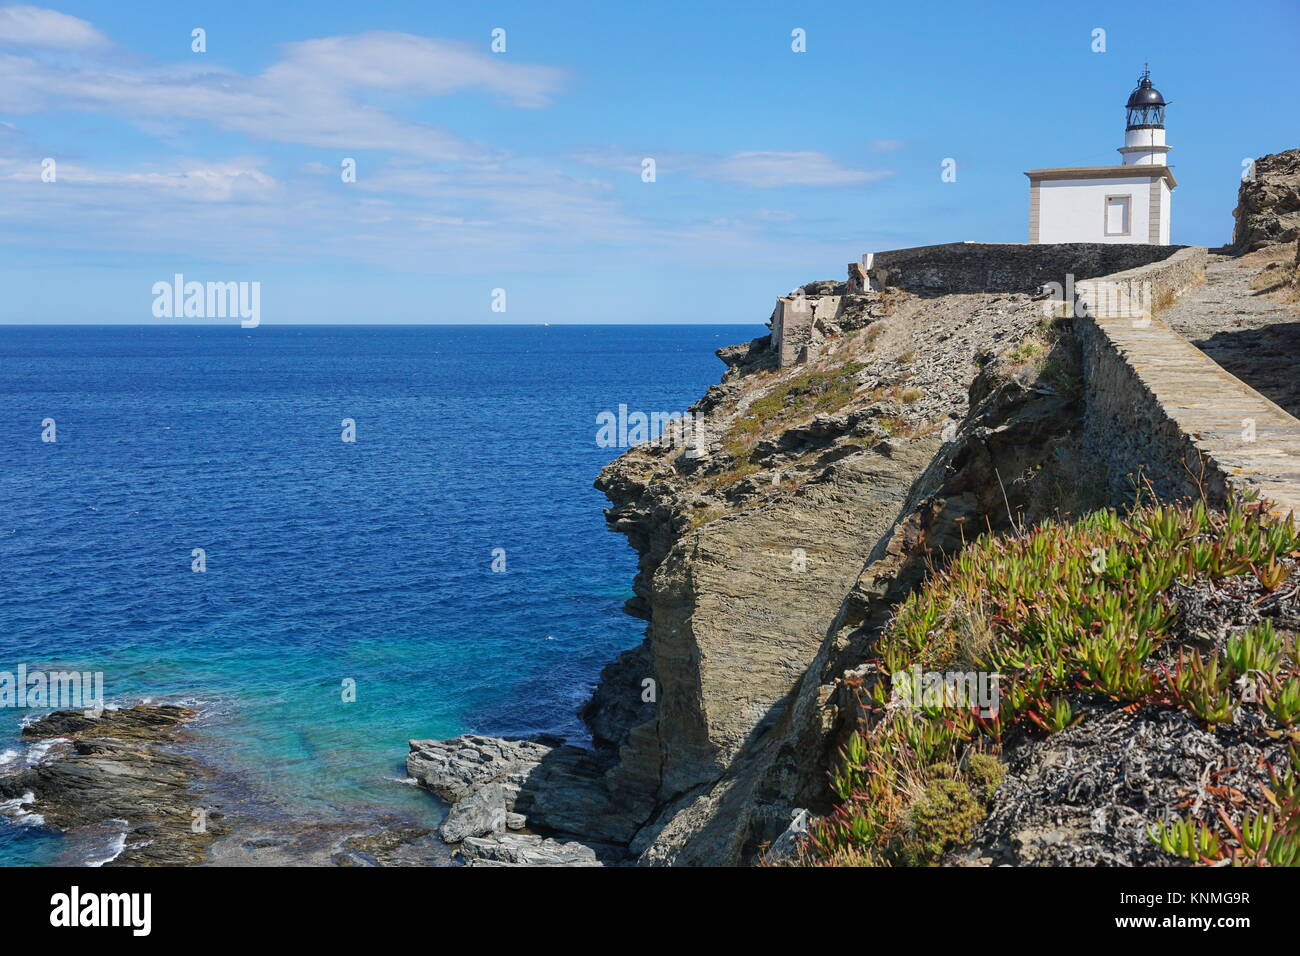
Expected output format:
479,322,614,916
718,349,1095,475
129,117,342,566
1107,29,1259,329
1074,246,1208,320
868,241,1185,296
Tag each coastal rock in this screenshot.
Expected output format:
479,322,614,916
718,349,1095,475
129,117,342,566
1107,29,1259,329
764,808,811,864
20,706,187,740
407,734,552,803
0,705,221,866
334,827,446,867
407,734,645,852
457,832,623,867
1233,148,1300,251
208,821,452,867
638,441,944,803
716,336,776,375
577,285,1082,864
578,638,655,749
438,782,507,843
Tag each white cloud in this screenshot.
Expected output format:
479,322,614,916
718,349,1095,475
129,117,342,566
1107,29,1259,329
355,159,636,236
573,147,891,189
266,32,564,108
869,138,905,152
701,151,892,188
0,155,278,201
0,149,642,271
0,4,107,50
111,161,278,202
0,29,565,161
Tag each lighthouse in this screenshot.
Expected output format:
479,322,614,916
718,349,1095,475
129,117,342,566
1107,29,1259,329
1119,70,1170,167
1025,70,1176,245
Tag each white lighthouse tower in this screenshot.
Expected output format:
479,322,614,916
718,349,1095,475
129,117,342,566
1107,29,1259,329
1026,69,1176,245
1118,69,1171,167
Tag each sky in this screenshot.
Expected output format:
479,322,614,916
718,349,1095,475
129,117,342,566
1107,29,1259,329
0,0,1296,324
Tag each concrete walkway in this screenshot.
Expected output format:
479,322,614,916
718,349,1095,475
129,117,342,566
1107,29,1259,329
1095,311,1300,520
1162,252,1300,419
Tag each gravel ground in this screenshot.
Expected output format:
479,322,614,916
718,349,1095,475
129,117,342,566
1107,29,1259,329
1162,252,1300,417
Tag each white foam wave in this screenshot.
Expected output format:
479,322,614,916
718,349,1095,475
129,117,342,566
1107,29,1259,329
84,820,130,867
24,737,70,765
0,792,45,827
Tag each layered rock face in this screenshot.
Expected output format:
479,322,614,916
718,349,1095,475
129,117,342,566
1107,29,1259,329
1234,148,1300,251
411,278,1101,864
596,293,1095,864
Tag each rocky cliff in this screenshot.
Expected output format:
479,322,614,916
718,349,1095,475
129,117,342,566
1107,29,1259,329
409,276,1108,864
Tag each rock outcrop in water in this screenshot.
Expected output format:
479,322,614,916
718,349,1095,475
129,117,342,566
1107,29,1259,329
0,705,222,865
405,734,632,865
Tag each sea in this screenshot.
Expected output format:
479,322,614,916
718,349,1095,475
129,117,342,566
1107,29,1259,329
0,323,761,865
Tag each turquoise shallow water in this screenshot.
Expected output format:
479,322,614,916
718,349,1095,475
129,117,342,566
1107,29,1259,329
0,324,760,865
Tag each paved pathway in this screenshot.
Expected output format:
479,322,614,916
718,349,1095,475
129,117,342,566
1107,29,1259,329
1094,251,1300,520
1162,252,1300,418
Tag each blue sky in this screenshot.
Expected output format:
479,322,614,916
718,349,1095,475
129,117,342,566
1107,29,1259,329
1,0,1296,324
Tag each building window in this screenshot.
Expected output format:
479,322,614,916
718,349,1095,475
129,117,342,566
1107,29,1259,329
1104,195,1131,236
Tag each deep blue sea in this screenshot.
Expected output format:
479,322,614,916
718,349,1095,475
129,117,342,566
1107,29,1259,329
0,324,759,865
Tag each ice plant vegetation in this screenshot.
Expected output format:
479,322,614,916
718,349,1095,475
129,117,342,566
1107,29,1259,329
811,495,1300,866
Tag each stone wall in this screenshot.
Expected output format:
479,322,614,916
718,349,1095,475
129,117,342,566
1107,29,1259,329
768,241,1191,367
1074,246,1208,319
868,241,1185,296
1078,316,1217,503
769,295,841,366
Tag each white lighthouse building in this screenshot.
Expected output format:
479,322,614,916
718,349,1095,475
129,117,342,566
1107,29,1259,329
1026,70,1176,245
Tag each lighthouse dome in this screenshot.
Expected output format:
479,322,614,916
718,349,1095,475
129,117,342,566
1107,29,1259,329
1125,70,1167,130
1126,76,1166,109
